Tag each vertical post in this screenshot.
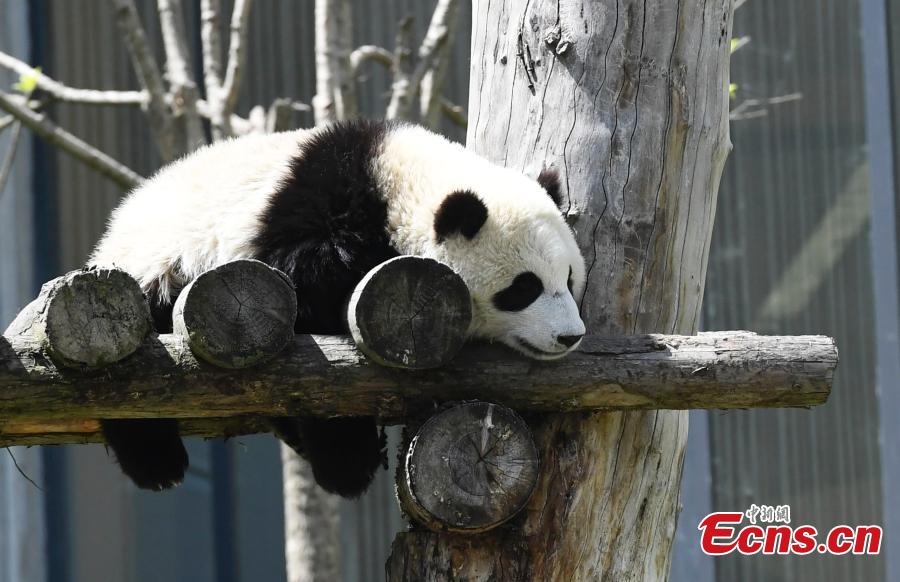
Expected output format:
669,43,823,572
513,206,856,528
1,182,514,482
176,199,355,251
281,447,341,582
388,0,734,579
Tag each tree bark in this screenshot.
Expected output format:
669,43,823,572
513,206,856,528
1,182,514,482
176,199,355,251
280,443,341,582
388,0,734,580
313,0,357,124
4,267,151,368
347,256,471,369
396,402,540,534
418,0,461,128
172,259,297,369
109,0,177,161
157,0,206,152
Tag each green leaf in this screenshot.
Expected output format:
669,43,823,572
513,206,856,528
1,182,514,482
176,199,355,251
12,66,41,96
730,36,750,54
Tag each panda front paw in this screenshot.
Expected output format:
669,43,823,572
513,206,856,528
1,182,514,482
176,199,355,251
101,418,189,491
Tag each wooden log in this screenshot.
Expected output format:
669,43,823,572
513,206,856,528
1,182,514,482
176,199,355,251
172,259,297,369
397,402,539,533
348,255,471,369
4,267,151,368
0,331,835,437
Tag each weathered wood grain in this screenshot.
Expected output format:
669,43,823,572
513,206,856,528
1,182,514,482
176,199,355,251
0,330,834,446
348,255,471,369
387,0,737,579
172,259,297,369
397,402,539,533
4,267,151,368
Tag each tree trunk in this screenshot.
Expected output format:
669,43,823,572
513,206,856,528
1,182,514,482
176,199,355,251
280,444,341,582
387,0,733,580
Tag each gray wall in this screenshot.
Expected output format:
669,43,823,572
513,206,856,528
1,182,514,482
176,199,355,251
0,2,43,582
703,1,884,580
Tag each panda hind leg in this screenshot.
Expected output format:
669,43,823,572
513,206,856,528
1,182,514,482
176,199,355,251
101,418,189,491
100,289,189,491
272,416,387,498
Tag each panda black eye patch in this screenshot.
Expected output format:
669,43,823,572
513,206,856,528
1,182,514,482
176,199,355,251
492,272,543,311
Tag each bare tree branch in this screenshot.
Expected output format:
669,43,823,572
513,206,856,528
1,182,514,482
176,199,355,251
440,97,467,128
730,92,803,121
0,92,143,190
265,98,296,133
410,0,457,105
0,51,147,106
192,98,251,135
109,0,175,160
247,104,266,133
350,45,394,76
200,0,227,138
385,16,414,120
335,0,358,120
200,0,224,93
387,0,459,121
201,0,253,140
419,0,460,128
313,0,336,124
157,0,205,151
0,49,269,139
0,120,22,203
314,0,357,124
222,0,254,115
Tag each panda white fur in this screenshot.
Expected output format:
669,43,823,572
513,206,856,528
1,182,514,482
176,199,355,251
90,120,586,496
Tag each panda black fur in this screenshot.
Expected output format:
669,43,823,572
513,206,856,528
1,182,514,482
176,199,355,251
90,119,586,496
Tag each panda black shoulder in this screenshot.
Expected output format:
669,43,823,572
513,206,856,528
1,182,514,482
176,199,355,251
283,119,394,192
252,119,394,255
250,119,403,333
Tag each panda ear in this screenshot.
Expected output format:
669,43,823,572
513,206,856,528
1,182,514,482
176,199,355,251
537,167,563,207
434,190,488,242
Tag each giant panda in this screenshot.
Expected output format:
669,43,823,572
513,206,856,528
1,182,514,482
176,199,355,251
90,120,586,496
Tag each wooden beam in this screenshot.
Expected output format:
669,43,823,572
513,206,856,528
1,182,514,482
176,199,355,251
0,417,269,447
0,330,836,446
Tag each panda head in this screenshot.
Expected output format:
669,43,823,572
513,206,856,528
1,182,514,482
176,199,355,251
432,167,586,360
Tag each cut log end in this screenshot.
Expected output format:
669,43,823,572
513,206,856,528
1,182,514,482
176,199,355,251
348,256,472,369
397,402,539,534
172,259,297,369
4,267,151,368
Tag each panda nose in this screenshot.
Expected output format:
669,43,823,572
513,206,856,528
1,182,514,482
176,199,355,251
557,334,583,348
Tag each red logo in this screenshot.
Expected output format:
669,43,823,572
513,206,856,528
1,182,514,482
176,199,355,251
698,507,881,556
